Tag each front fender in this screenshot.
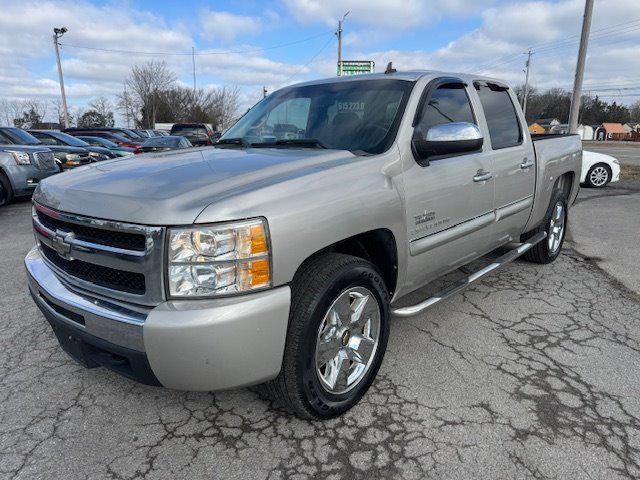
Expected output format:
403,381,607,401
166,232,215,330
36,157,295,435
195,148,408,294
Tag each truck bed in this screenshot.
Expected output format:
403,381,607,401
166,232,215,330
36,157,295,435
524,133,582,232
531,133,580,141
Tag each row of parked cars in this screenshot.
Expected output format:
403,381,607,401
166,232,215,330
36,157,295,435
0,123,220,206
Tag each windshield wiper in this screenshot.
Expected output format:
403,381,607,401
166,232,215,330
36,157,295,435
215,137,249,148
251,138,328,149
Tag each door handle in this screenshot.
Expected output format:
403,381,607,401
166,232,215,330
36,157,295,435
473,170,493,183
520,158,535,169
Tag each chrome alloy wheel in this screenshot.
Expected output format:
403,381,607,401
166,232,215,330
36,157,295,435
547,201,566,254
589,165,609,187
315,287,381,394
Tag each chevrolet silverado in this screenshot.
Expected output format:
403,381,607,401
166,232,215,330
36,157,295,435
26,70,581,419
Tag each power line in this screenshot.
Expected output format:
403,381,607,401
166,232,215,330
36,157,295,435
282,35,336,85
527,17,640,52
472,17,640,73
58,31,334,57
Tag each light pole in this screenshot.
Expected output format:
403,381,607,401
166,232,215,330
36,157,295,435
53,27,70,128
337,11,350,76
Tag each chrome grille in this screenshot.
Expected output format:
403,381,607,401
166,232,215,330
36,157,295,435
32,203,165,306
33,151,56,171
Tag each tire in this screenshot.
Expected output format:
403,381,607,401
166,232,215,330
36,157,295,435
0,172,13,207
585,163,611,188
521,190,567,264
263,253,390,419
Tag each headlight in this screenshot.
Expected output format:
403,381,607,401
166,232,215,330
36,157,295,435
65,153,80,161
167,218,271,297
612,159,620,165
9,151,31,165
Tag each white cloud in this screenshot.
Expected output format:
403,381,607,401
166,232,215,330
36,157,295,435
0,1,310,117
345,0,640,104
200,11,262,41
281,0,498,29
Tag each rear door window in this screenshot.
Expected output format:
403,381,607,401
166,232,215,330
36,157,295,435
474,83,523,149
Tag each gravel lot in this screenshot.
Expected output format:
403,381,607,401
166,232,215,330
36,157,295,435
1,180,640,479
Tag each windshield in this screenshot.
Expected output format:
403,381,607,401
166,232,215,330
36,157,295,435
79,136,118,148
53,132,90,147
142,136,182,147
1,128,40,145
122,129,143,139
172,125,207,136
220,79,413,154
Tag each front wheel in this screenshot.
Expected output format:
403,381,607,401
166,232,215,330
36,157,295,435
521,190,568,264
0,173,13,207
264,253,390,419
585,163,611,188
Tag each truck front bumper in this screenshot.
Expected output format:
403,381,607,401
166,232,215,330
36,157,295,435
25,247,291,390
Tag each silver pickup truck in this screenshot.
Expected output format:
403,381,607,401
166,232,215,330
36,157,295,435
26,70,581,419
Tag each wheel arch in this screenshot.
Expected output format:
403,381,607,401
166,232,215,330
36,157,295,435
554,171,575,202
292,228,399,297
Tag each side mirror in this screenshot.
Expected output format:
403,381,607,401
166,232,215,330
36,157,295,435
412,122,483,163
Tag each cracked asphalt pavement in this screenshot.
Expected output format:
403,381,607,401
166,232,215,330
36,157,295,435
2,182,640,479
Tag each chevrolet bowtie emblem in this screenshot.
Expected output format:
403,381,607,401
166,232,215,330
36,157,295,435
51,231,74,259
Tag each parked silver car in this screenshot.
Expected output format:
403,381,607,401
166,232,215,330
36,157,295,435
0,140,58,206
25,70,581,418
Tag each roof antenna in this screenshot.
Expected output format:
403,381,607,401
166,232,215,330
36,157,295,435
384,62,396,74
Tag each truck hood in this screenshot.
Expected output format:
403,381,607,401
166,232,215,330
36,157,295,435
34,147,358,225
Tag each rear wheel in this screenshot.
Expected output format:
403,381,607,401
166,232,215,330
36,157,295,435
521,190,567,264
0,173,13,207
585,163,611,188
263,253,390,419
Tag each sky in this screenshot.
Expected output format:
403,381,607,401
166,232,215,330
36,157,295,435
0,0,639,123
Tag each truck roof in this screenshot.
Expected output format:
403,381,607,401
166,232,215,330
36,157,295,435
288,70,506,89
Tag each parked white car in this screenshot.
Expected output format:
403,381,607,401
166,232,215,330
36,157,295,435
581,150,620,188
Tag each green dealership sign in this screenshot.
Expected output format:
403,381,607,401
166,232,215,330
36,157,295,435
338,60,375,76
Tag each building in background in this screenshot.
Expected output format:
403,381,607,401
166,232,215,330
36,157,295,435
528,123,545,134
532,118,560,133
595,123,628,141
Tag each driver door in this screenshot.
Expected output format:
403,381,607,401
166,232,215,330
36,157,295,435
402,79,496,290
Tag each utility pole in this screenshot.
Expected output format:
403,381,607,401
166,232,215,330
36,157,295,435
53,27,70,128
522,49,532,118
568,0,594,133
337,11,350,76
192,46,196,91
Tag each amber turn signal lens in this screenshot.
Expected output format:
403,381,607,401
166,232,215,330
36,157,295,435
250,224,268,255
249,259,270,287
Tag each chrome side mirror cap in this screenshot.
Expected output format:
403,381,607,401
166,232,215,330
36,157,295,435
425,122,482,142
412,122,483,164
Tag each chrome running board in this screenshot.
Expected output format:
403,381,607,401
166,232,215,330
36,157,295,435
391,231,547,318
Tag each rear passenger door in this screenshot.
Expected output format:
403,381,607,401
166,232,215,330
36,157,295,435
473,82,535,241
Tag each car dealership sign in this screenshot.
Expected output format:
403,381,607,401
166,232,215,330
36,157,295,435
338,60,375,76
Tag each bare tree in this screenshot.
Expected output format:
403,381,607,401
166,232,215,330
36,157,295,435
212,86,240,130
629,100,640,123
50,98,75,127
88,97,114,122
116,85,137,128
154,85,240,130
121,61,176,128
